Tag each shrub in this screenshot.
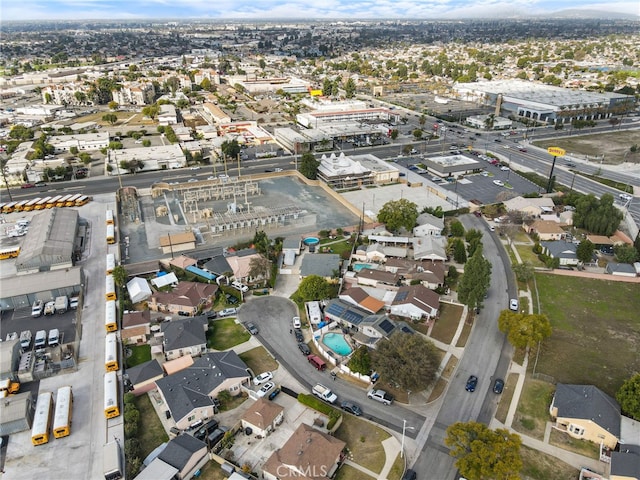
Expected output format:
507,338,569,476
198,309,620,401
532,242,542,254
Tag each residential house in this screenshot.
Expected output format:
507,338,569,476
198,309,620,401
339,287,386,314
173,126,193,142
157,434,208,480
122,310,151,331
121,326,148,345
611,444,640,480
125,359,164,396
540,240,579,267
413,213,445,237
412,236,447,262
606,262,638,277
225,249,267,285
356,268,400,289
503,196,555,218
148,281,218,316
524,220,565,241
160,316,208,361
241,398,285,438
364,243,387,263
549,384,621,450
384,258,445,290
169,255,198,270
156,351,251,430
262,423,346,480
389,284,439,319
588,235,615,255
300,253,342,280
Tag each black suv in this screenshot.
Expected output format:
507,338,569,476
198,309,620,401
298,343,311,355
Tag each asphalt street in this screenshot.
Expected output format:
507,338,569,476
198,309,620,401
412,214,516,479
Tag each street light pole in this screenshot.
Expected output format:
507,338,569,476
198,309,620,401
401,419,415,458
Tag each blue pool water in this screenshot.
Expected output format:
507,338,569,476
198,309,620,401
303,237,320,246
322,333,353,356
353,263,376,272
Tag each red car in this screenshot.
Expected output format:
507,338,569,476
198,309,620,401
20,183,35,189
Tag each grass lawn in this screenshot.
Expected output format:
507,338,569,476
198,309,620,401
239,346,278,374
125,344,151,368
427,377,448,402
533,273,640,396
386,454,404,480
431,303,463,344
317,239,353,257
218,392,248,412
513,378,555,440
520,445,578,480
207,318,250,351
335,464,374,480
334,415,390,474
549,429,600,459
455,318,473,347
514,244,546,267
135,393,169,460
494,372,518,424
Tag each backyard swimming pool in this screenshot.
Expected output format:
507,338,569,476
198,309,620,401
352,263,377,272
322,332,353,356
303,237,320,246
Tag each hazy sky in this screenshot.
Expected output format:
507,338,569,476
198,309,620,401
2,0,638,21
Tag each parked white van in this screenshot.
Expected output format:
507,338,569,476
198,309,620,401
34,330,47,350
48,329,60,348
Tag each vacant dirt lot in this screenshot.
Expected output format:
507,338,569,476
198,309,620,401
534,129,640,164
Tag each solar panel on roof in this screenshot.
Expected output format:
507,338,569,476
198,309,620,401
326,303,346,317
378,319,395,334
395,291,408,302
343,310,364,325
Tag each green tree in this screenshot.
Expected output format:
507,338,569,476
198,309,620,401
467,237,482,258
297,275,332,301
498,311,552,349
512,262,534,282
347,346,371,375
371,332,440,391
221,139,241,161
445,421,522,480
108,101,119,111
616,373,640,420
111,265,128,288
69,146,79,155
248,255,271,285
576,240,595,264
465,229,483,244
376,198,419,233
102,113,118,125
299,152,320,179
573,193,622,236
8,125,34,141
79,152,92,164
452,238,467,263
142,104,160,120
450,220,465,237
412,129,423,140
614,244,639,263
390,129,399,140
344,77,356,98
457,246,492,311
142,139,151,147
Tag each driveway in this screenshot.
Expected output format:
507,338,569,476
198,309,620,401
238,296,425,437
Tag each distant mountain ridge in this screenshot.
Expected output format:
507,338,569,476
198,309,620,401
543,8,640,20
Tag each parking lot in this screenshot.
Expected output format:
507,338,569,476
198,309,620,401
2,304,79,349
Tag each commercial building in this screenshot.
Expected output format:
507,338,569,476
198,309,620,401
48,132,109,153
317,152,399,190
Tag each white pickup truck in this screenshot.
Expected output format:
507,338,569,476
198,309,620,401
312,384,337,404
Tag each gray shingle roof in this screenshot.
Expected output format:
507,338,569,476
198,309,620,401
156,351,250,422
161,316,208,352
541,240,577,259
125,359,163,385
300,253,341,278
158,434,207,470
611,444,640,478
553,384,621,437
